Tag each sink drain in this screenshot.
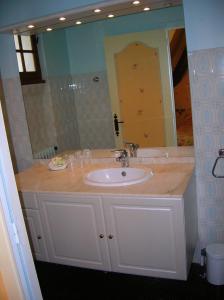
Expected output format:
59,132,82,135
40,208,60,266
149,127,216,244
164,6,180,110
121,171,127,177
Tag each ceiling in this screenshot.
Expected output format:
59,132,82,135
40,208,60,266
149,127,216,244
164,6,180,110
13,0,182,35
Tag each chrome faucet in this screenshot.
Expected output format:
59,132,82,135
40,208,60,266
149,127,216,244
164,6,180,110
114,149,129,167
125,142,139,157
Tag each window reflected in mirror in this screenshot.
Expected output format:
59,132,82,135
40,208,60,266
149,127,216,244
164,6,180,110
14,34,44,85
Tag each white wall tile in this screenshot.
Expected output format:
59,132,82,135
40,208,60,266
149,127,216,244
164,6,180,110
1,77,33,171
189,47,224,247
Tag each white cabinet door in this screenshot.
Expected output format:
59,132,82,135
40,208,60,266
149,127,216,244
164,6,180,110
102,196,187,280
23,209,49,262
38,193,111,271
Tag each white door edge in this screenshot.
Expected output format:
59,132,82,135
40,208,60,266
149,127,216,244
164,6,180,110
0,102,42,300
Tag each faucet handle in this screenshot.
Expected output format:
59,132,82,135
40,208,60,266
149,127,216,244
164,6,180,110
112,149,126,152
111,149,128,157
124,142,139,157
124,141,133,146
112,149,129,167
125,142,139,149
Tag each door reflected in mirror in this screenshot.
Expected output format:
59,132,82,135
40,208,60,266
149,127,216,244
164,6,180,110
18,5,193,158
169,28,193,147
105,29,177,148
115,43,165,147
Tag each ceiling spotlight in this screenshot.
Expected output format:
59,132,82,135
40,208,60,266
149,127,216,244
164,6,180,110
108,14,114,18
59,17,66,21
132,1,140,5
143,7,150,11
46,28,52,31
94,8,101,13
76,21,82,25
27,24,34,29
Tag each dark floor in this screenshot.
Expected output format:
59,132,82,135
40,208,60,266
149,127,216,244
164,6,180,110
35,262,224,300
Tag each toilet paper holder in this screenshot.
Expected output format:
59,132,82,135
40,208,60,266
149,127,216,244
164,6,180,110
212,149,224,178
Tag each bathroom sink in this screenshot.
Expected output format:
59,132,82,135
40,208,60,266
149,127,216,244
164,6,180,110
84,167,153,187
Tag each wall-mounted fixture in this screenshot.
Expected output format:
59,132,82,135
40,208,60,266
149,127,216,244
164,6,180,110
113,113,124,137
93,76,100,82
94,9,102,13
133,1,141,5
212,149,224,178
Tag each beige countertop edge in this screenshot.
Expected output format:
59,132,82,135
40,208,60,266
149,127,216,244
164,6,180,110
16,162,195,199
18,189,186,199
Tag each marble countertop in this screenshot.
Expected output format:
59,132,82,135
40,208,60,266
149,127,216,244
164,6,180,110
16,159,194,198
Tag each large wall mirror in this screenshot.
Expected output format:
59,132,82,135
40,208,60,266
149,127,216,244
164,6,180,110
17,4,193,158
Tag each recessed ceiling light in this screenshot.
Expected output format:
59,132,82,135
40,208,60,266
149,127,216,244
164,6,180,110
132,1,140,5
27,24,34,29
143,7,150,11
76,21,82,25
94,8,101,13
59,17,66,21
46,28,52,31
108,14,114,18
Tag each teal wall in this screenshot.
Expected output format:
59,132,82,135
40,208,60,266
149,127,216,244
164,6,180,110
183,0,224,51
41,29,71,77
0,34,20,79
66,21,106,74
0,4,184,79
0,0,103,78
42,6,184,76
0,0,102,29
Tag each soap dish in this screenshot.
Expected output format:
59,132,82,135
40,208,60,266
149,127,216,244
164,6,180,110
48,161,67,171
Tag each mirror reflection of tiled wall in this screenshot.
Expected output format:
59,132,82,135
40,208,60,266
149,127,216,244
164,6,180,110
22,71,115,157
0,76,33,171
71,71,114,149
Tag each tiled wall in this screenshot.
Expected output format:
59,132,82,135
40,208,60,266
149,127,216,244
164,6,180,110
22,82,57,154
188,47,224,247
48,75,80,152
71,71,115,149
1,77,33,172
21,72,114,155
22,76,81,156
0,79,15,161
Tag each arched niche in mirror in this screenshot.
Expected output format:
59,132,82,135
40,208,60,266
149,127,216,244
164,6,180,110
115,42,165,147
105,29,176,148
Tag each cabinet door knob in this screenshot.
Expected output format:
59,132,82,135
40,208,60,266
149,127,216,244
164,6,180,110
108,234,113,239
99,234,104,238
37,236,42,240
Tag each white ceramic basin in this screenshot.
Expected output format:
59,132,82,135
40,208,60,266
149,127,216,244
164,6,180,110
84,167,153,187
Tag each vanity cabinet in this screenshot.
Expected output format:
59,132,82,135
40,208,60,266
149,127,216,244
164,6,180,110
37,193,111,271
19,192,48,262
20,175,197,280
23,209,49,261
102,196,186,279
